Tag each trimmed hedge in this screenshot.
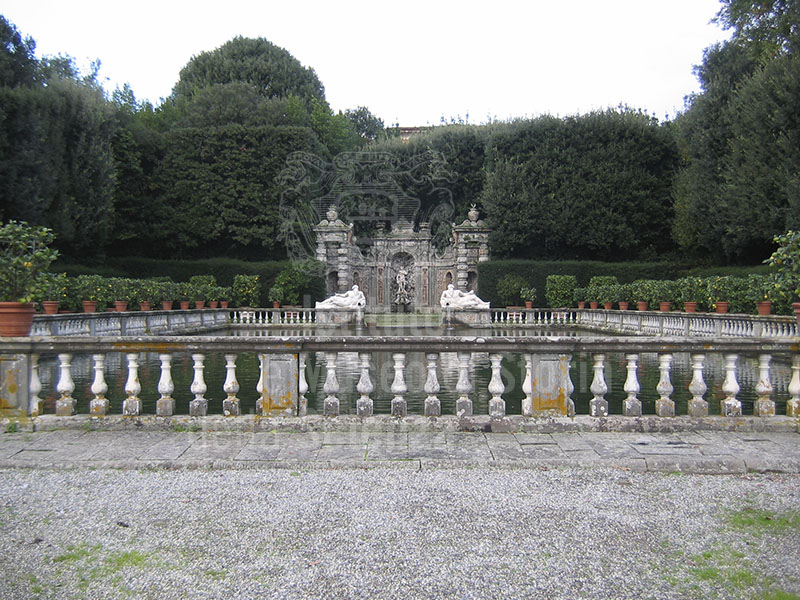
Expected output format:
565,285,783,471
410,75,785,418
53,258,326,307
477,260,689,308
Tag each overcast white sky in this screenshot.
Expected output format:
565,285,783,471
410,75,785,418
4,0,730,125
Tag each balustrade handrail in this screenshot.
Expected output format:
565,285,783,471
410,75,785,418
2,333,798,355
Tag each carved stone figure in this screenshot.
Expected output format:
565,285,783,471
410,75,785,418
440,284,490,309
315,285,366,309
394,268,412,305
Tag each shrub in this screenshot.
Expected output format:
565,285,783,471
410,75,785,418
573,286,587,306
545,275,577,308
519,286,537,303
73,275,111,309
233,274,260,307
587,276,619,305
496,273,528,306
273,261,324,306
675,276,708,310
765,230,800,305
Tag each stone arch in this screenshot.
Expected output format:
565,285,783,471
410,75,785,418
467,270,477,292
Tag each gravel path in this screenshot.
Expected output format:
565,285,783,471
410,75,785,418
1,467,798,599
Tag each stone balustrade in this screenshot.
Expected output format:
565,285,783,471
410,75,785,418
230,308,316,325
1,335,798,421
491,308,798,338
31,308,230,337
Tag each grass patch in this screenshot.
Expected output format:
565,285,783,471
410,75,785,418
760,591,800,600
52,543,100,564
204,569,227,581
725,507,800,534
5,421,19,433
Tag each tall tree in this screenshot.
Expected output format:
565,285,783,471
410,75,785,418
171,37,325,106
0,14,38,87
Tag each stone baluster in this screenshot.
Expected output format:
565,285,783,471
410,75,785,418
589,354,608,417
356,352,374,417
323,352,339,416
122,353,142,416
788,355,800,417
655,354,674,417
688,354,708,417
222,354,240,416
488,353,505,418
28,354,42,417
623,354,642,416
754,354,775,416
298,353,309,417
423,353,441,417
190,353,208,416
391,353,408,417
455,352,473,417
256,353,269,415
522,355,533,417
721,354,742,416
55,353,76,416
89,354,109,416
157,354,175,416
561,354,576,417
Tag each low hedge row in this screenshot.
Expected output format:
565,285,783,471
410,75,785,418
51,258,326,309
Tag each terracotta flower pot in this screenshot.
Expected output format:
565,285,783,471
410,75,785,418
659,302,671,312
524,301,533,309
139,301,151,311
114,301,128,312
637,301,648,311
793,302,800,328
0,302,35,337
683,302,697,313
603,302,613,310
756,301,771,316
220,301,229,309
195,300,205,310
273,301,280,309
42,301,60,315
180,301,190,310
82,300,98,313
715,301,730,314
618,301,629,311
577,301,586,309
162,300,174,311
589,301,598,310
209,301,219,309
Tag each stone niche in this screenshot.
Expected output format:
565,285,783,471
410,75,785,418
314,206,490,313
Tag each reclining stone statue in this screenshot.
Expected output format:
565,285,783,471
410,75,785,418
315,285,366,309
440,284,490,309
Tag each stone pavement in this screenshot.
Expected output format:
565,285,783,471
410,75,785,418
1,428,799,474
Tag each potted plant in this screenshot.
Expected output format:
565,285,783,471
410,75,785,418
520,286,537,309
178,282,193,309
268,284,284,308
219,286,232,309
189,275,216,309
744,274,773,315
617,283,632,311
109,277,132,312
206,285,223,309
655,279,678,312
0,221,59,336
587,276,618,310
675,276,706,313
573,286,587,309
34,272,69,314
707,275,734,314
233,274,260,308
72,275,103,312
157,280,179,310
765,230,800,327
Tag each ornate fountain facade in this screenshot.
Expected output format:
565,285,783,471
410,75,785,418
314,206,490,312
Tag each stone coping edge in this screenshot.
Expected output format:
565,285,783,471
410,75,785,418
9,414,799,434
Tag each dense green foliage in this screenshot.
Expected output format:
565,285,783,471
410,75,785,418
673,0,800,263
2,3,797,272
481,111,678,260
